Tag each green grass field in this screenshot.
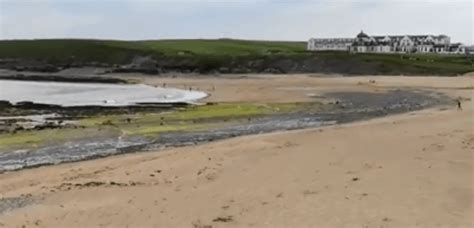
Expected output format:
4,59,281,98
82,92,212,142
0,39,472,75
0,39,306,63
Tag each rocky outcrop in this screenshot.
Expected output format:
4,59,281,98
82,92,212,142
0,74,128,84
0,59,61,73
113,56,161,74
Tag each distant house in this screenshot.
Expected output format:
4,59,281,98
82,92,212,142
308,31,467,55
451,44,474,55
464,45,474,55
307,38,355,51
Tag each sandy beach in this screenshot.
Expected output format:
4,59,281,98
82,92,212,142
0,75,472,228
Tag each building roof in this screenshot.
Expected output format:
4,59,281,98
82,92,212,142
357,31,369,38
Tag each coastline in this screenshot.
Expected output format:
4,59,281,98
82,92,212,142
0,88,451,172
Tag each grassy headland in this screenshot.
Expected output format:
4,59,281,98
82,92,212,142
0,39,472,75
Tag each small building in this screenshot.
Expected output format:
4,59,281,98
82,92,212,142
464,45,474,55
448,43,470,55
307,38,355,51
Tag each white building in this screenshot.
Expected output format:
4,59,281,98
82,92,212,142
464,45,474,55
308,31,468,54
307,38,355,51
351,31,451,54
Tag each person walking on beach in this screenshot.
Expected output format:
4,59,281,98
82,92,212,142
456,98,462,110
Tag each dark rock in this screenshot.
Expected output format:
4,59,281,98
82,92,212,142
231,67,251,74
0,100,12,108
262,68,283,74
218,67,230,73
0,75,127,84
212,216,233,223
114,56,161,74
33,122,62,131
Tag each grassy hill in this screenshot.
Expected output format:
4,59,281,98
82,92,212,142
0,39,472,75
0,39,306,63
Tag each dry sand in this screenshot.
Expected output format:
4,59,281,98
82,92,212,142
0,75,473,228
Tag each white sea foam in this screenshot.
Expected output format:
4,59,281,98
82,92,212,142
0,80,208,107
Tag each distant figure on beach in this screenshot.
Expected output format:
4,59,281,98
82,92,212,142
456,98,462,110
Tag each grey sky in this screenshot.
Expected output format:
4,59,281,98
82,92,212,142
0,0,472,44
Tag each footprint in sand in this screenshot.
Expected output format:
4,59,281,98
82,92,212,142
302,190,319,196
461,135,474,149
197,166,220,182
192,220,212,228
422,143,445,152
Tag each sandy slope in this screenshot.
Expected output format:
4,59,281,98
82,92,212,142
0,75,473,228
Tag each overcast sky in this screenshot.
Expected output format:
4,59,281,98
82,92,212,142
0,0,472,44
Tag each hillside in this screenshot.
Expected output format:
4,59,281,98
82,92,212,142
0,39,472,75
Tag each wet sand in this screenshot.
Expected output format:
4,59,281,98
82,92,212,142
0,75,472,227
